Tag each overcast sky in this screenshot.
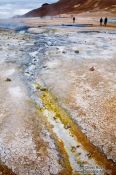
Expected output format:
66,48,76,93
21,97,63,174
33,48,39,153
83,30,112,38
0,0,58,18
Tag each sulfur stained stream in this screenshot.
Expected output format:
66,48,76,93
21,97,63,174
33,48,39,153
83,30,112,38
43,109,102,175
33,84,115,175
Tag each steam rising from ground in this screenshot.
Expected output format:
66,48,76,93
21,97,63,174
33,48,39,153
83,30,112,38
0,0,58,18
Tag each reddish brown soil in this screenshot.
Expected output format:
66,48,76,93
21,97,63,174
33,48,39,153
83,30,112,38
24,0,116,17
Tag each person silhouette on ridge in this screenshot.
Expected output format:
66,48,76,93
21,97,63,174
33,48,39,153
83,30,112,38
100,17,103,26
104,17,108,26
73,17,75,24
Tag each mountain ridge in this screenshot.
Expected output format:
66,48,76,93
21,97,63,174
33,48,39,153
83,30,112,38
23,0,116,17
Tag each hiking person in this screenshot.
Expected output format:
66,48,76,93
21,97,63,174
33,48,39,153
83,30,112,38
100,17,103,26
73,17,75,24
104,17,108,26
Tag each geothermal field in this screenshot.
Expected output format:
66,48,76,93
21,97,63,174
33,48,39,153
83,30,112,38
0,15,116,175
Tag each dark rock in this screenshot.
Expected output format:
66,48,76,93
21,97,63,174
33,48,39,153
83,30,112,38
89,66,95,71
76,145,80,148
5,78,11,82
87,153,92,158
36,85,47,91
53,116,57,120
71,146,76,152
40,88,47,91
42,3,49,7
64,125,71,129
43,65,47,69
75,50,79,54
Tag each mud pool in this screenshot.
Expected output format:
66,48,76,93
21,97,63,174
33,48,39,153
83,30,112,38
0,23,116,175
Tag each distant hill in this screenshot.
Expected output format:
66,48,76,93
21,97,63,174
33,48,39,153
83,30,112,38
23,0,116,17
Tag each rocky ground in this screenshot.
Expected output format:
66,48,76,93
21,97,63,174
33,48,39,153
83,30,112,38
0,18,116,175
34,26,116,161
0,30,62,175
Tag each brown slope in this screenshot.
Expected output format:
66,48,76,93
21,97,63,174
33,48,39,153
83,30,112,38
24,0,116,17
23,0,116,17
